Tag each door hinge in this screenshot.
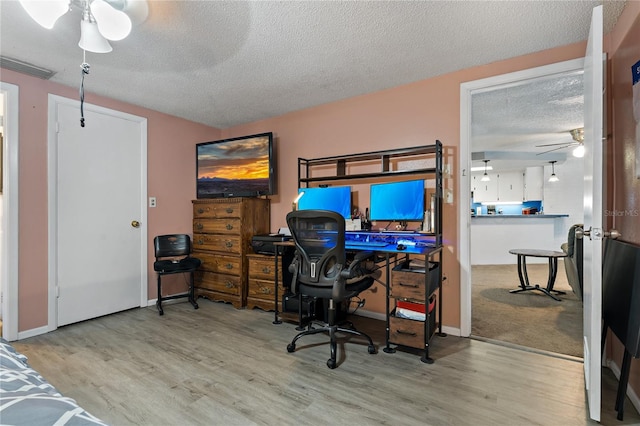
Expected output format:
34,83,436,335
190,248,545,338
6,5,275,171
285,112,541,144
56,286,60,298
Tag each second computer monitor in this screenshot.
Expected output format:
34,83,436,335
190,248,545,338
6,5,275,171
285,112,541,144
297,186,352,219
370,179,425,222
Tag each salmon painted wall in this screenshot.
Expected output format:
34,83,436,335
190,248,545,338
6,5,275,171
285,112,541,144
605,0,640,406
222,41,588,327
0,68,221,332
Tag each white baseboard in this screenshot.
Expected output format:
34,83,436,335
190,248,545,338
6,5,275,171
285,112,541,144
17,325,49,340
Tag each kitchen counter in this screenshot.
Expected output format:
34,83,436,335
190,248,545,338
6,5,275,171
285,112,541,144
471,214,569,265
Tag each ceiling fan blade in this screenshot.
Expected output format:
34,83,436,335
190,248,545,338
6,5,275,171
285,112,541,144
535,141,578,147
536,145,573,155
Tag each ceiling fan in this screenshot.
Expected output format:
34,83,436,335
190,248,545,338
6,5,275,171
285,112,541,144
536,128,585,157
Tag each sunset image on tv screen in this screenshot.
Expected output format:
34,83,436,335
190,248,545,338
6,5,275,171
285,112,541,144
197,134,271,198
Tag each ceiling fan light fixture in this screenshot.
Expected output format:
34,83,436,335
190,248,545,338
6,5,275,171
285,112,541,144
79,18,113,53
570,128,585,143
91,0,132,41
573,144,585,158
19,0,69,29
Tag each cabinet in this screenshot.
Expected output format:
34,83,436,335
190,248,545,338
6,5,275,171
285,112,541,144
473,172,524,202
297,141,444,363
192,198,270,308
472,174,498,202
498,172,524,201
524,166,544,201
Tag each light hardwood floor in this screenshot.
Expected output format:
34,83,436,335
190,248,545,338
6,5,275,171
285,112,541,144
12,299,640,425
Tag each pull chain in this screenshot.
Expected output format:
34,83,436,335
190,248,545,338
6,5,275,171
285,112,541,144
79,49,90,127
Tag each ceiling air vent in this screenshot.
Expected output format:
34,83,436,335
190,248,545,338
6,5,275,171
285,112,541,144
0,56,56,80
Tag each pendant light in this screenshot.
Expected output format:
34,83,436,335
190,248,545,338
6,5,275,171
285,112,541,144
549,161,559,182
481,160,490,182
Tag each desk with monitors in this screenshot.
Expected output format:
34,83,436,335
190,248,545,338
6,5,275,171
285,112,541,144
279,141,445,362
273,230,444,364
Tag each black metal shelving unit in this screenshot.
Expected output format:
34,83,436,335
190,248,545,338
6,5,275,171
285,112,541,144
297,140,445,362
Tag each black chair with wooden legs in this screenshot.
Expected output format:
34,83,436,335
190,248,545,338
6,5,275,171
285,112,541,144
285,210,377,369
153,234,201,316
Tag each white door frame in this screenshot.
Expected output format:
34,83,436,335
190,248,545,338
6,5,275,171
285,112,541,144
47,94,148,331
458,57,585,337
1,82,19,341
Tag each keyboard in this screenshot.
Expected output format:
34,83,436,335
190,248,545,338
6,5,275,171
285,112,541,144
346,240,389,248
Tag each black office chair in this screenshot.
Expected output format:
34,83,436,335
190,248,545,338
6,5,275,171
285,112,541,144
153,234,201,316
285,209,376,369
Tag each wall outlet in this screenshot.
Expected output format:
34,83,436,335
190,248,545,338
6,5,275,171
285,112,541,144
149,197,157,208
445,189,454,204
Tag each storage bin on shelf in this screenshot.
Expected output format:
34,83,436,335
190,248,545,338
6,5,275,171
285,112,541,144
389,296,436,349
390,260,440,300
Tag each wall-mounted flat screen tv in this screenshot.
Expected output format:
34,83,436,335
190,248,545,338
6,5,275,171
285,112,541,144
297,186,352,219
196,132,275,198
370,179,424,221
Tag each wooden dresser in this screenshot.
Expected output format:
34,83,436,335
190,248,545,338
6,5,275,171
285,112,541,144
192,198,270,308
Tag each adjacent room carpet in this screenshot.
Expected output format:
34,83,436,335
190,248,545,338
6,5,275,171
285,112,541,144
471,261,583,358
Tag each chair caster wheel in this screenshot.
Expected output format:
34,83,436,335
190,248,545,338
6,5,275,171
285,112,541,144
327,359,337,369
368,345,376,354
287,344,296,353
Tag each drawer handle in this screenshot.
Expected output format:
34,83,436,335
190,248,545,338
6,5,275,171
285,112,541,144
225,281,234,288
196,223,203,230
197,239,204,245
197,208,204,214
226,208,234,214
262,267,271,273
226,223,233,230
225,263,234,270
396,329,417,337
261,287,272,294
225,241,233,248
398,282,419,288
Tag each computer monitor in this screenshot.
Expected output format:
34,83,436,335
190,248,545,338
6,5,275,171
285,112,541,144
369,179,425,221
296,186,352,219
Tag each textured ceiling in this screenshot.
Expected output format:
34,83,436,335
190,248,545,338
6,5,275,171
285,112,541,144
0,0,626,133
471,69,585,171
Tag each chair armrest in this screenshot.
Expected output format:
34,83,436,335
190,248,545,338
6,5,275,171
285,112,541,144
341,250,374,279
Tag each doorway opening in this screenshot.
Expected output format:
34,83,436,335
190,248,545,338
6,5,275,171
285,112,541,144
459,58,585,358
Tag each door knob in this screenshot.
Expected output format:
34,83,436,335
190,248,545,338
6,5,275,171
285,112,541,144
604,229,621,239
131,220,140,228
575,227,621,240
575,227,589,239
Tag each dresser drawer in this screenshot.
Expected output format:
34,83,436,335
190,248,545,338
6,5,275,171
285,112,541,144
193,233,242,254
195,252,241,275
193,201,242,219
248,255,282,281
195,271,241,296
193,218,242,234
390,262,440,300
247,278,286,299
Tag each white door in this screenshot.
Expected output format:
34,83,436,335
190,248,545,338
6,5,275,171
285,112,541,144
50,96,147,327
582,5,604,422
